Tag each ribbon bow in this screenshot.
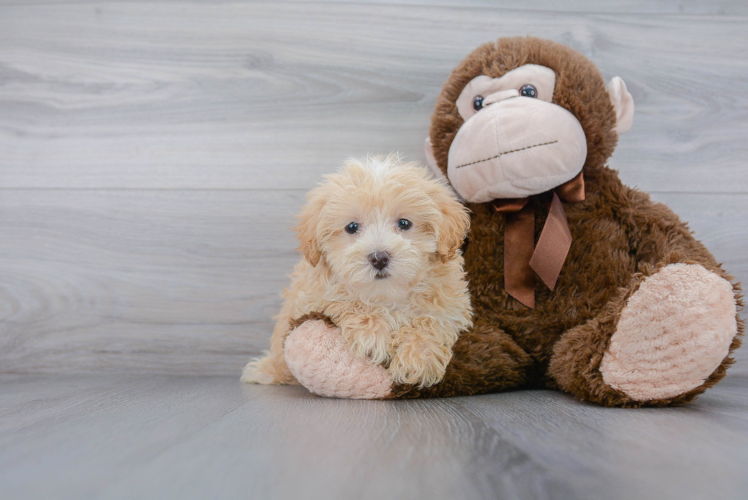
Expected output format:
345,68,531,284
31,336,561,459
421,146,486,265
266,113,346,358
493,172,585,309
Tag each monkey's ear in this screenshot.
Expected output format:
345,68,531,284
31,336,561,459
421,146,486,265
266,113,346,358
424,137,449,183
294,192,324,267
607,77,634,135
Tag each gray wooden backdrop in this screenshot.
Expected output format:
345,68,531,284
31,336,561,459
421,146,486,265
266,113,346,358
1,0,746,376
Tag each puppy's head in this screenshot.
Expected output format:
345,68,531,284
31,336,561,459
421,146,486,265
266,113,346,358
296,154,470,298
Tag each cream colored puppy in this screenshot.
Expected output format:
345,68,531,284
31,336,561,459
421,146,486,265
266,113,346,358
242,155,472,388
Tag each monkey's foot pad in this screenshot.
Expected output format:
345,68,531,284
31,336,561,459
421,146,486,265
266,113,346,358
601,263,738,401
285,319,393,399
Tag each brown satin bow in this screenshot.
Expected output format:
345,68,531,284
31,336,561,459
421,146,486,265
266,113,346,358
493,172,585,309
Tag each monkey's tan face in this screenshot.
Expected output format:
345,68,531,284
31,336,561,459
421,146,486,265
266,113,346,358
447,64,587,203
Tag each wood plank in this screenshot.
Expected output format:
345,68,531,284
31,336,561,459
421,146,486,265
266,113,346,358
1,0,746,15
1,189,746,375
335,0,748,13
0,376,262,499
0,189,301,374
0,374,746,500
1,3,747,193
0,375,566,500
460,379,748,500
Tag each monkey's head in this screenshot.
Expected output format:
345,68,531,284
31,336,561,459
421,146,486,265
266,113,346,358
426,37,634,203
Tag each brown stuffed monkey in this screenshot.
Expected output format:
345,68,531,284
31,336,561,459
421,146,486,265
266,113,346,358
281,36,743,407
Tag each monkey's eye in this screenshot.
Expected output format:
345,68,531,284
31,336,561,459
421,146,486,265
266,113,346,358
345,222,359,234
397,219,412,231
472,96,484,111
520,84,537,98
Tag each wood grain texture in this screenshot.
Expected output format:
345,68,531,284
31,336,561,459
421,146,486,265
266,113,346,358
1,0,747,15
1,374,747,500
1,3,747,193
1,189,746,375
0,189,301,374
0,1,746,376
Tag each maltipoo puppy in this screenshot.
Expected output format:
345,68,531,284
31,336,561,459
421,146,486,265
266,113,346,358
242,155,472,388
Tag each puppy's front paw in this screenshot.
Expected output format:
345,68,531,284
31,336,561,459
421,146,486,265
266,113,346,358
341,315,391,365
389,338,452,388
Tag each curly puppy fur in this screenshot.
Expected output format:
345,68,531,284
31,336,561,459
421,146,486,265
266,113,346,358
242,155,472,388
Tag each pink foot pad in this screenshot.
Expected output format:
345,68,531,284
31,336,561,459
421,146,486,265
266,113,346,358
284,320,393,399
601,263,737,401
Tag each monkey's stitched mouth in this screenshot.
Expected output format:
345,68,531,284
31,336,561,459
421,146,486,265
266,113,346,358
455,140,558,169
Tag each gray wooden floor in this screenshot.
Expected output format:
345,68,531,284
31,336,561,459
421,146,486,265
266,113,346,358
2,374,748,500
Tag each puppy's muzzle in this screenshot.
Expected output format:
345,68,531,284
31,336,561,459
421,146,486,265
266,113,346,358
368,251,390,271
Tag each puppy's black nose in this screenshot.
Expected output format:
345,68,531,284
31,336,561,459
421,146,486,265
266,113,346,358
368,251,390,271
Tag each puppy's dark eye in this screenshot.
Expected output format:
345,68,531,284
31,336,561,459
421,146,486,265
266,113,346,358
472,96,484,111
345,222,359,234
398,219,412,231
520,84,537,98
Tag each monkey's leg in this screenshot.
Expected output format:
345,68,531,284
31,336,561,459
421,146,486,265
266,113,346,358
549,261,742,407
284,318,532,399
284,317,393,399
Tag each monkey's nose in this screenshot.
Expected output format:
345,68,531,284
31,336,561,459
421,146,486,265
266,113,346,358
368,251,390,271
482,88,519,106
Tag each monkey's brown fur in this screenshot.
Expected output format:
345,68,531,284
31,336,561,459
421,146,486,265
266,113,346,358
284,37,743,406
386,36,743,406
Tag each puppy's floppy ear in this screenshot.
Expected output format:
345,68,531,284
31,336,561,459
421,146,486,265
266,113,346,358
294,189,326,267
432,186,470,263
